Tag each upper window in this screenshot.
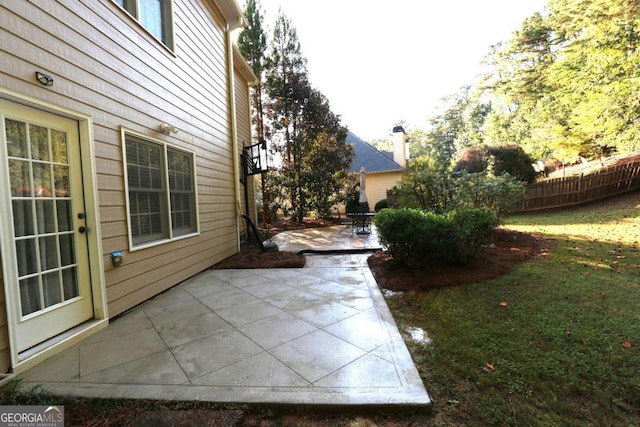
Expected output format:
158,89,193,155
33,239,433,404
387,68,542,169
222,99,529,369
123,132,198,248
114,0,174,49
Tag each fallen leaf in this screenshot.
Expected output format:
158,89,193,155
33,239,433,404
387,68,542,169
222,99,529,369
499,301,508,307
622,341,633,349
617,255,627,259
599,291,606,296
483,363,495,372
564,329,572,336
611,261,619,269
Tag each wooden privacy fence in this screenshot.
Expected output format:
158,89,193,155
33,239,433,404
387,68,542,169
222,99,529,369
514,160,640,213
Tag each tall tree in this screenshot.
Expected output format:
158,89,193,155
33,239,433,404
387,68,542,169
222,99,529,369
238,0,268,141
265,10,309,221
545,0,640,157
481,11,556,158
238,0,270,224
482,0,640,160
264,11,352,222
265,9,308,149
299,88,352,219
423,86,490,166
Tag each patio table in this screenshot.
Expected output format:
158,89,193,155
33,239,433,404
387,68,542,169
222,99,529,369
347,212,375,235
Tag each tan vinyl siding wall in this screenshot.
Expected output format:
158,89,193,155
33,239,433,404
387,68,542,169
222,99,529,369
0,0,240,318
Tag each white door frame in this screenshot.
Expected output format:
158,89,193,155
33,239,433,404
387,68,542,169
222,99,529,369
0,88,108,373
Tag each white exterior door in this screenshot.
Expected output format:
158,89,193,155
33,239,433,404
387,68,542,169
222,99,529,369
1,99,94,352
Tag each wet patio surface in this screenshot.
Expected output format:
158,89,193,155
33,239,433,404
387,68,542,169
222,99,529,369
19,226,429,407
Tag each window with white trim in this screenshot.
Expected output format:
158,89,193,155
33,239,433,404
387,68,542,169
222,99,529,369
124,133,198,248
114,0,174,49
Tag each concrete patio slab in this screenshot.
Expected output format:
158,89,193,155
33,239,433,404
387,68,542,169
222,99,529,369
270,224,382,253
18,227,429,407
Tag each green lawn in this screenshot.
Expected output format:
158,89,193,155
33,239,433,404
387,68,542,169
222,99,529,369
387,191,640,426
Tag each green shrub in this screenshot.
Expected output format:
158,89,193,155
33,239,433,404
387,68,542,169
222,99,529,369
374,209,439,267
393,156,454,212
449,171,526,223
374,199,388,212
375,208,497,267
392,157,525,219
446,208,498,265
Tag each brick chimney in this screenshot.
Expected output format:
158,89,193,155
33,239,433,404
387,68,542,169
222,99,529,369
392,125,408,168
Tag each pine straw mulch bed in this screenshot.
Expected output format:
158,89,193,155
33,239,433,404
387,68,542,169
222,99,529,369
367,227,549,291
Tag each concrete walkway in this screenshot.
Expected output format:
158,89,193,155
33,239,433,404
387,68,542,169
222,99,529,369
269,224,382,254
19,225,429,406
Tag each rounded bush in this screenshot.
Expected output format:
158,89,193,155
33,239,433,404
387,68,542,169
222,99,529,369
375,208,497,267
454,144,536,183
374,199,388,212
446,208,498,265
488,144,537,183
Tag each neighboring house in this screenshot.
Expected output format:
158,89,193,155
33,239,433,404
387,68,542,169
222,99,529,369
0,0,257,374
347,126,408,210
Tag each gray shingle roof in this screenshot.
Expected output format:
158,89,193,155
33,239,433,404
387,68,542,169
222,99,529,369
346,131,403,173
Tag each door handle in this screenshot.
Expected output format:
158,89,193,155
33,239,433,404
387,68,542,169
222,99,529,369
78,226,89,234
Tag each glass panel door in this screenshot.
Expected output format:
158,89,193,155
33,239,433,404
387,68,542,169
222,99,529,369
1,100,93,352
7,119,80,317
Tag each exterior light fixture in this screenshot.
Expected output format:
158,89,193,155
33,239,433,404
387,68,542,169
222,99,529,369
160,123,178,135
35,71,54,86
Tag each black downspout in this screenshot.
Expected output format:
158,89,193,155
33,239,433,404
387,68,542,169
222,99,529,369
241,149,277,252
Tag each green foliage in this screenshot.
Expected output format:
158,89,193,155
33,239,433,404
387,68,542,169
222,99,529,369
482,0,640,160
454,144,537,183
374,199,388,212
447,208,499,265
238,0,268,140
419,0,640,167
375,208,497,267
453,145,488,174
1,379,59,406
375,209,445,268
367,137,394,153
394,156,454,212
261,11,352,222
421,86,489,165
450,171,526,222
488,144,537,183
394,156,526,222
300,99,352,218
